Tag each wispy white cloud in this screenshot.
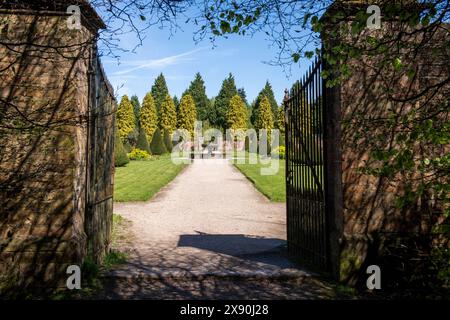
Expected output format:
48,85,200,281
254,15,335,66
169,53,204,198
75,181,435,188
111,47,208,76
108,75,141,80
216,48,239,57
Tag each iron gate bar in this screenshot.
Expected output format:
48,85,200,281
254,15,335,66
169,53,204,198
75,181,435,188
286,66,324,195
285,55,329,271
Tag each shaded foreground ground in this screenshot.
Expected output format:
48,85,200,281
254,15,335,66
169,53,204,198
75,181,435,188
103,159,340,299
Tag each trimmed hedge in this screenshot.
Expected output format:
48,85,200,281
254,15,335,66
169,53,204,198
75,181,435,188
163,129,173,153
123,141,132,153
136,126,151,153
114,128,129,167
150,127,168,155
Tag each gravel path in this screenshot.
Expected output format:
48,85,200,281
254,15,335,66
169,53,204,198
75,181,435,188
104,159,335,299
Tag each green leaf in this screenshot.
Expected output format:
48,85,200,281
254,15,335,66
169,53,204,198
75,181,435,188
304,51,314,59
303,13,311,27
292,53,300,63
220,20,231,33
244,15,253,26
254,7,261,19
321,70,330,79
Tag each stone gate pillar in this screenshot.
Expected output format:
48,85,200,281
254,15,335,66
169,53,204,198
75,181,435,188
321,0,449,287
0,0,115,295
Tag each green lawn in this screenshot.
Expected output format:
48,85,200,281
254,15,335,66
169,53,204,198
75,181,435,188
234,155,286,202
114,155,187,202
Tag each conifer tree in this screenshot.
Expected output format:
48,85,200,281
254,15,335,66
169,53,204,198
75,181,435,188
183,72,211,122
117,95,135,139
151,73,169,115
226,95,248,130
255,96,274,133
255,96,274,154
159,94,177,134
213,73,238,130
163,129,173,153
208,97,217,126
136,126,151,153
130,95,141,127
237,88,249,108
237,88,252,128
114,125,129,167
277,106,285,135
173,95,180,114
251,81,278,127
150,127,168,155
140,92,158,142
177,94,197,136
123,141,132,153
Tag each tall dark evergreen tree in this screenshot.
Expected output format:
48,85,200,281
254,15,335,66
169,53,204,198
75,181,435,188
237,88,249,108
130,95,141,127
238,87,252,128
213,73,238,130
150,127,168,155
136,126,151,153
151,73,169,115
183,72,210,122
173,95,180,114
251,81,278,127
163,129,173,153
114,125,129,167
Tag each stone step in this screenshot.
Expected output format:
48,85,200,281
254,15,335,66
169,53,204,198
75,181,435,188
97,270,332,300
102,266,312,281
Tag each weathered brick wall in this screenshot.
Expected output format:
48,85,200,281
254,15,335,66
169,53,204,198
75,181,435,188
329,19,450,286
0,5,115,295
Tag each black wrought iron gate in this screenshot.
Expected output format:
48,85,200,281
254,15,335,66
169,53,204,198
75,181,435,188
285,57,329,271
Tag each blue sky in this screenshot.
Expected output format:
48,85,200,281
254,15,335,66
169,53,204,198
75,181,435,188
101,20,311,106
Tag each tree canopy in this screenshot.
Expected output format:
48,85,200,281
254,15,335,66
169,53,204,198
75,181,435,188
150,127,168,155
213,73,238,130
136,126,151,153
130,95,141,128
183,73,211,123
151,73,169,115
251,81,278,127
117,95,135,139
173,95,180,114
114,124,130,167
227,95,248,131
177,94,197,136
159,94,177,134
140,92,158,142
255,95,274,133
